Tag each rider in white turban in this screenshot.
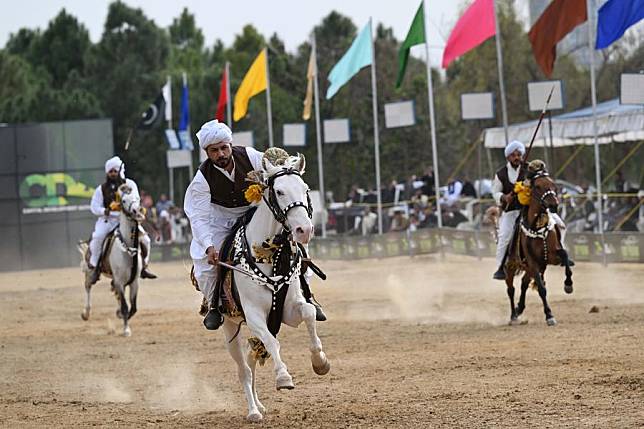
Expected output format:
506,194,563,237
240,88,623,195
504,140,525,158
104,156,125,179
87,156,156,284
196,119,233,150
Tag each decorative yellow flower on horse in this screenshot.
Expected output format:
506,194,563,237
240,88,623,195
244,184,264,203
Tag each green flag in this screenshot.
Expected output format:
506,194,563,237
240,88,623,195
396,3,425,88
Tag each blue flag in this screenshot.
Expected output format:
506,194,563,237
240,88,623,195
326,23,372,99
596,0,644,49
179,73,190,131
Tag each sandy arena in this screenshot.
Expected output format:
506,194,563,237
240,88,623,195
1,254,643,428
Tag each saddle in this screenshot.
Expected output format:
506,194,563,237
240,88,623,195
83,231,117,278
190,207,301,337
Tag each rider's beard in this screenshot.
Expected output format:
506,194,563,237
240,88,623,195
214,155,231,169
106,175,121,185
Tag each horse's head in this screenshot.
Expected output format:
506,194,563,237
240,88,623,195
118,184,145,222
261,152,313,244
529,167,559,213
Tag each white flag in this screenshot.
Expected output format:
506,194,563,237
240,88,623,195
162,76,172,123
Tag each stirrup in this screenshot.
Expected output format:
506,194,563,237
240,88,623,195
308,295,327,322
140,267,157,279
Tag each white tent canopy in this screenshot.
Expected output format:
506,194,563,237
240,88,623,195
484,98,644,148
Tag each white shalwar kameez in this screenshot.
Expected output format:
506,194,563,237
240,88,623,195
184,147,264,304
88,178,151,267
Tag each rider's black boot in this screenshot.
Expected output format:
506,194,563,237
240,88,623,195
308,294,327,322
140,267,158,279
203,307,224,330
88,265,100,285
493,266,506,280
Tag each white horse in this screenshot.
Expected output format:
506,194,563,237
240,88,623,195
222,154,329,422
79,184,146,337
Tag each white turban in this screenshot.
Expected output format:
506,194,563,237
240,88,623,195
504,140,526,158
105,156,125,178
196,119,233,150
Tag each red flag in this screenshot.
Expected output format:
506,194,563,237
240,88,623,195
528,0,587,77
441,0,496,69
215,67,228,121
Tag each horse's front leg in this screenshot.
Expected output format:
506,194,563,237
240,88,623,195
535,270,556,326
504,270,520,325
128,279,138,320
113,282,131,336
516,274,530,316
81,274,93,321
223,319,262,422
282,282,330,376
244,305,293,390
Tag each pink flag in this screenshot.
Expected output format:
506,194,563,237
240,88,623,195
441,0,496,68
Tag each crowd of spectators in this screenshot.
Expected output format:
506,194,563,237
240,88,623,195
139,191,191,245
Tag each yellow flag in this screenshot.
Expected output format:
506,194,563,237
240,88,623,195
233,49,267,121
302,48,314,120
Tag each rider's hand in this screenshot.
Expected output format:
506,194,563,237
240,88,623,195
502,194,513,206
104,207,110,216
206,246,219,266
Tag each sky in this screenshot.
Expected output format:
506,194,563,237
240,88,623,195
0,0,493,66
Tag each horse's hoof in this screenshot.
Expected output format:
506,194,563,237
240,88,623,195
81,311,90,321
276,373,294,390
509,318,520,326
312,358,331,376
123,327,132,337
546,317,557,326
564,283,573,294
247,412,263,423
256,402,266,414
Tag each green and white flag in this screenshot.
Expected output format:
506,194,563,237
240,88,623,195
396,3,425,88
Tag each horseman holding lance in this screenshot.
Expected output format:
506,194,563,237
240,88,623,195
492,140,571,280
87,156,157,284
184,120,326,331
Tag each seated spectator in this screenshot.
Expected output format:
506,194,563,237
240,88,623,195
156,193,174,215
389,209,409,232
360,206,378,236
442,179,462,206
408,214,420,232
461,177,477,198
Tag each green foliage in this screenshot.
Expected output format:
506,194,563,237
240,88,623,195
1,2,641,199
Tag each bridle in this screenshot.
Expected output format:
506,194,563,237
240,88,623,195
263,168,313,233
529,172,558,210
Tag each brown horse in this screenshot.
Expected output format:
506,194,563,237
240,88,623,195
504,169,573,326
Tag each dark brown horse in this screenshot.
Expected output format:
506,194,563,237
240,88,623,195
504,169,573,326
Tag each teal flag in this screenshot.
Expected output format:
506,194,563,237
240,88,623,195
326,23,372,99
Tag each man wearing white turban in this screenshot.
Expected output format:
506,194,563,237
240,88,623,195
185,120,326,330
87,156,157,284
491,141,526,280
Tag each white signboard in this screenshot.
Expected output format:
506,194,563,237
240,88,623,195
233,131,254,147
283,123,306,147
528,80,564,111
461,92,495,120
384,100,416,128
620,73,644,105
323,119,350,143
166,149,192,168
164,129,180,150
177,130,194,150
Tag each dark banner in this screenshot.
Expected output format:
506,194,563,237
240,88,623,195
0,119,113,271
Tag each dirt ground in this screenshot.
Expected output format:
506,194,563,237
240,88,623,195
1,254,643,428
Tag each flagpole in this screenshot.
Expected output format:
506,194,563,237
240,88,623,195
225,61,232,130
264,48,274,148
311,35,327,238
492,0,510,145
422,0,443,229
586,0,606,265
368,18,383,235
